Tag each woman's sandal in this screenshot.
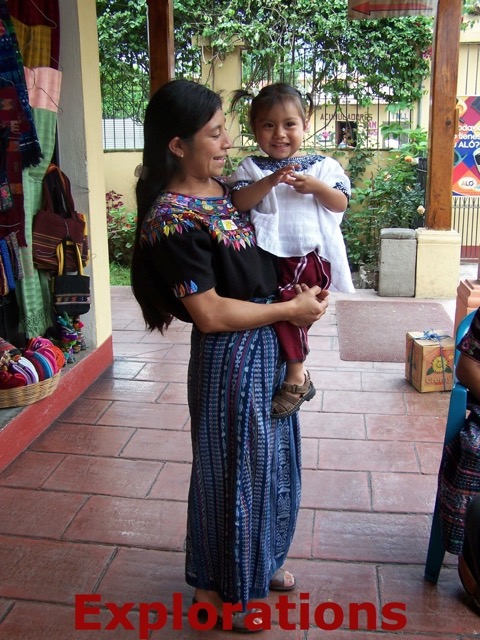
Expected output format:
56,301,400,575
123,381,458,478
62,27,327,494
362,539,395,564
271,370,316,419
192,598,264,634
269,568,296,591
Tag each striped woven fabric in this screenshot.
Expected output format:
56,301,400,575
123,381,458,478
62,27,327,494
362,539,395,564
185,323,301,606
438,405,480,555
10,18,52,68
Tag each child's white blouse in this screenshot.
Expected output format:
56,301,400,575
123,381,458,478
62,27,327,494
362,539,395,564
228,154,355,293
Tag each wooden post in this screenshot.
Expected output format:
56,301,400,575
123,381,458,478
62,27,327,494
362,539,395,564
146,0,175,96
424,0,463,230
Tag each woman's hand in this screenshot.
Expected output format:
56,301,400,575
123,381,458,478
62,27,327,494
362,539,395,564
288,284,329,326
286,173,320,194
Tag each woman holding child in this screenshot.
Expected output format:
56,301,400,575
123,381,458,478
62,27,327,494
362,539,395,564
131,79,328,632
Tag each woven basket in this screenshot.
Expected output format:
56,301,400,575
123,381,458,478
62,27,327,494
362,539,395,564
0,372,61,409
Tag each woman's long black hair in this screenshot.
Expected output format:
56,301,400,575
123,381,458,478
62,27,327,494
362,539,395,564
131,80,223,333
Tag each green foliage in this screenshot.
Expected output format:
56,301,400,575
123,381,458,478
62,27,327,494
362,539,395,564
336,128,375,185
464,0,480,16
106,191,137,266
97,1,433,116
173,0,432,107
109,262,131,286
342,123,428,271
97,1,434,283
96,0,149,119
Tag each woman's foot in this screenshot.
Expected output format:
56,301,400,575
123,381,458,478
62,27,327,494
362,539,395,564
192,589,264,633
269,567,296,591
271,370,316,418
193,588,224,617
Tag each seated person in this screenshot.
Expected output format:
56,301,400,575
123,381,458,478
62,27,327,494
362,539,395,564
459,493,480,612
456,310,480,611
438,307,480,611
456,313,480,398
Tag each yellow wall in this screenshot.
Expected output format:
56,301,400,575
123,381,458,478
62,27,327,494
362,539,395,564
58,0,112,347
104,152,141,213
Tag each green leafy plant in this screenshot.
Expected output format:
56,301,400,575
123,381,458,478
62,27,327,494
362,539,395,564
106,190,137,267
97,0,150,120
464,0,480,16
109,261,131,285
97,1,433,120
342,123,428,272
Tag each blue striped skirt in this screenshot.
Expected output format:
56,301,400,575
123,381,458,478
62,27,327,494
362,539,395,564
185,322,301,606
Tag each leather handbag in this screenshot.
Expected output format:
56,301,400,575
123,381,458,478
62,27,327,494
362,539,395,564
51,240,90,316
32,164,89,272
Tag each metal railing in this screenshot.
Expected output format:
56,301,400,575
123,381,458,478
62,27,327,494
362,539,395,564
453,196,480,260
417,160,480,259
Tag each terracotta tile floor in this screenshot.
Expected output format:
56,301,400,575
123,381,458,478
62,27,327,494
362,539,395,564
1,284,480,638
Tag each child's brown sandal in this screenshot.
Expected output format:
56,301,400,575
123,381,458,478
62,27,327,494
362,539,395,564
271,370,316,419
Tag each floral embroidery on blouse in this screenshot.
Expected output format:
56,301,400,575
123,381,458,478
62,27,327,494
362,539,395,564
173,280,198,298
141,190,257,250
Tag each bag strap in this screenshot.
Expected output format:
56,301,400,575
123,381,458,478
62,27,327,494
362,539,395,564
56,240,84,276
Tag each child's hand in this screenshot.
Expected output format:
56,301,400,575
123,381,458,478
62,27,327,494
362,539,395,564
268,165,298,187
287,173,321,194
287,174,348,212
294,283,329,303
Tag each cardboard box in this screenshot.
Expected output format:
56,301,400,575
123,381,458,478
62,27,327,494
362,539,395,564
405,331,455,392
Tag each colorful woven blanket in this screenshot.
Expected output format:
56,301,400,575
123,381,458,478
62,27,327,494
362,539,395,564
0,0,42,168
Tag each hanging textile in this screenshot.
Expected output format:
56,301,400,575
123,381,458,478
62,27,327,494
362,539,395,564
0,86,28,246
10,18,52,69
6,0,60,70
3,0,61,338
17,107,57,337
18,67,62,336
24,67,61,112
0,1,42,168
6,231,23,281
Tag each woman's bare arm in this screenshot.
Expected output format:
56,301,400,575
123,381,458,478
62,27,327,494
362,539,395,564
181,285,328,334
456,351,480,400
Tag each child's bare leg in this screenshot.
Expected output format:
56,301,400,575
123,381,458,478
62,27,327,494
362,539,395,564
284,361,306,386
271,361,315,419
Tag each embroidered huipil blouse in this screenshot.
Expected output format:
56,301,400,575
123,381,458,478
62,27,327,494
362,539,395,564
140,182,279,324
227,154,354,293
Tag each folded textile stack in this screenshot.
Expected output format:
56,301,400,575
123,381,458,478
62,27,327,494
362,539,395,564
0,335,64,391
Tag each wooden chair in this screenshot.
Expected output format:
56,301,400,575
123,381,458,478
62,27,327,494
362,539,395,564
424,310,476,584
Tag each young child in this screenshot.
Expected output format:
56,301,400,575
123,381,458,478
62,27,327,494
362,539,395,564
228,83,354,418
